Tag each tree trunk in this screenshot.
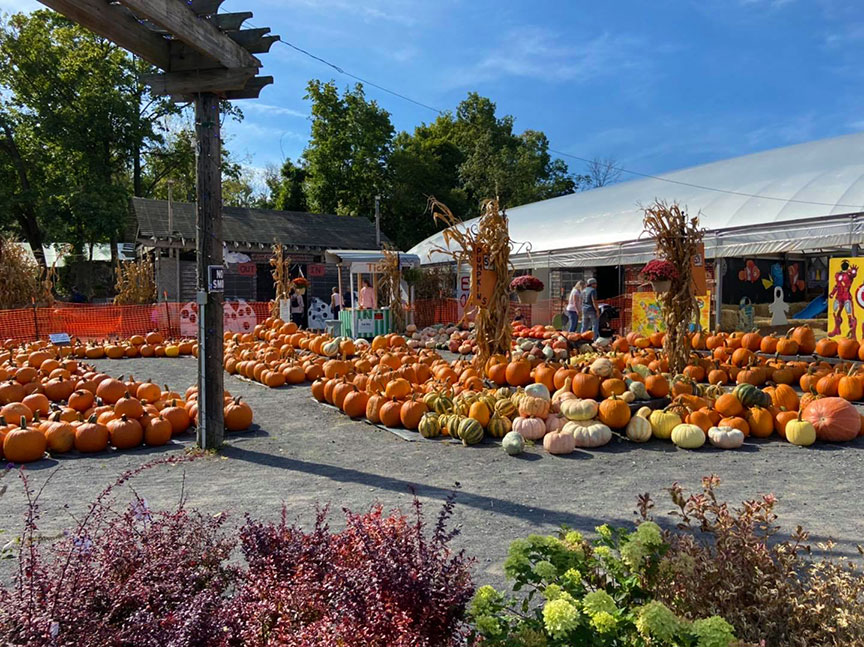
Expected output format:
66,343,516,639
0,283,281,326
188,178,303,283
133,142,142,197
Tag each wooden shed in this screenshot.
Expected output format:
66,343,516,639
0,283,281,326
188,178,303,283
129,197,386,304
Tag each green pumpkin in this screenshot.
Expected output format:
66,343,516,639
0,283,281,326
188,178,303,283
458,418,484,446
486,414,511,438
494,398,517,419
733,383,770,408
418,412,441,438
502,430,525,455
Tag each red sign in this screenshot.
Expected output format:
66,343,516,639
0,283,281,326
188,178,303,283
236,262,257,277
308,263,326,277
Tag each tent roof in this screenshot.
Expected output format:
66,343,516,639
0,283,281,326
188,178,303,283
131,198,387,251
408,132,864,268
324,250,421,267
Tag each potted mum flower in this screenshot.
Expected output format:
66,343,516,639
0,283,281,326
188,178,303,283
510,275,544,304
641,259,678,293
292,276,310,295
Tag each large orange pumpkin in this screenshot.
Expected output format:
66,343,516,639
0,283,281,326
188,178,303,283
714,393,743,418
719,416,750,436
802,397,859,442
366,394,385,423
144,416,173,446
224,397,253,431
597,395,630,429
644,373,669,398
3,419,46,463
571,372,600,399
505,360,532,387
838,372,864,402
108,415,143,449
400,398,427,430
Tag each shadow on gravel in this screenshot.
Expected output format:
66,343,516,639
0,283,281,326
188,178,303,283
221,445,633,530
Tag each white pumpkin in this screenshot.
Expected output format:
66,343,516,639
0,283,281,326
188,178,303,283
589,358,614,378
570,421,612,448
560,398,599,421
649,409,682,439
671,423,706,449
625,416,652,443
543,429,575,454
627,380,650,401
322,339,340,357
512,416,546,440
545,414,567,433
525,383,551,401
552,378,574,403
635,406,652,419
630,363,652,378
620,390,636,404
708,426,745,449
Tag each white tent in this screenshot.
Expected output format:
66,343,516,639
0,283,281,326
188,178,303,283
408,132,864,269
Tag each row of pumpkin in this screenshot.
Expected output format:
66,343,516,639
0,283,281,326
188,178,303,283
0,341,254,463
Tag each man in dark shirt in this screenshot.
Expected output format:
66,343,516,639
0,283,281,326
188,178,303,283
581,277,600,338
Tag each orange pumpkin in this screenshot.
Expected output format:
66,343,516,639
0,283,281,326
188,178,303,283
75,416,110,453
790,325,816,355
746,406,774,438
224,397,253,431
342,391,370,419
400,398,427,430
107,415,143,449
803,397,859,442
505,360,532,387
366,394,385,424
714,393,743,418
768,383,799,411
837,338,860,361
644,373,669,398
571,372,600,399
144,416,173,446
815,338,838,358
598,395,630,429
3,418,46,463
838,371,864,402
686,409,713,433
774,409,798,439
379,400,403,428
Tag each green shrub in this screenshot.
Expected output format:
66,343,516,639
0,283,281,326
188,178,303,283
467,523,735,646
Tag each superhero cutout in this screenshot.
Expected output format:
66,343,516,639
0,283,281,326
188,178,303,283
830,260,858,338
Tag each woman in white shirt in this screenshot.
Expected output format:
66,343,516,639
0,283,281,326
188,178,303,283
330,287,343,318
565,281,584,332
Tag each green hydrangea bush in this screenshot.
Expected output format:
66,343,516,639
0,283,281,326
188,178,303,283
468,523,736,647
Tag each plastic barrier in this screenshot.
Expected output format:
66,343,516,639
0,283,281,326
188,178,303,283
0,296,629,344
0,300,274,343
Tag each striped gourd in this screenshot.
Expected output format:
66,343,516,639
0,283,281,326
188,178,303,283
494,398,517,419
418,412,441,438
458,417,484,446
486,414,511,438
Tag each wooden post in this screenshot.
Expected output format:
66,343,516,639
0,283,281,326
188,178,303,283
337,264,343,309
195,92,224,449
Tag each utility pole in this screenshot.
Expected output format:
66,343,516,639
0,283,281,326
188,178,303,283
375,195,381,249
195,93,224,450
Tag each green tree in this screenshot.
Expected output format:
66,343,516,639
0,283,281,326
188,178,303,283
0,11,172,264
302,80,394,219
264,158,309,212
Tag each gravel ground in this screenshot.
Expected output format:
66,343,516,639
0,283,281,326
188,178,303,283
2,356,864,588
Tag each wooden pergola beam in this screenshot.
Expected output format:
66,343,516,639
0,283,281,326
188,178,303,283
143,67,258,96
38,0,171,69
209,11,252,31
223,76,273,101
116,0,260,70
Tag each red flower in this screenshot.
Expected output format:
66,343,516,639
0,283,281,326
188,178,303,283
510,275,544,291
641,259,679,282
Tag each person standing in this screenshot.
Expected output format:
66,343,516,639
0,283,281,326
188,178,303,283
330,287,343,319
289,288,305,327
581,277,600,338
565,280,584,332
359,279,376,310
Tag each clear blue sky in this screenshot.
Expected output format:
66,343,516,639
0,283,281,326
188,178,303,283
6,0,864,181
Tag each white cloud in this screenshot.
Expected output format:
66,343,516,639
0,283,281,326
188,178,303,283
241,103,307,119
448,27,646,87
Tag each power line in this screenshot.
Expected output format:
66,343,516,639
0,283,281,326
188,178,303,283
250,26,864,210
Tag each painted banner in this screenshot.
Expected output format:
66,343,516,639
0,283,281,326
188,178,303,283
828,257,863,340
472,243,497,309
631,291,711,336
456,265,471,320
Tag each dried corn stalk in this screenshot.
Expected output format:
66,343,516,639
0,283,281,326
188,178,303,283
428,197,513,368
376,246,405,333
114,256,156,305
270,244,292,318
0,237,57,308
642,201,704,374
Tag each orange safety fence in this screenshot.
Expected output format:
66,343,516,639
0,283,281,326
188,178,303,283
0,296,631,343
0,301,274,343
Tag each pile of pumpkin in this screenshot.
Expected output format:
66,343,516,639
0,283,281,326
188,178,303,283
1,333,199,360
0,344,253,463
